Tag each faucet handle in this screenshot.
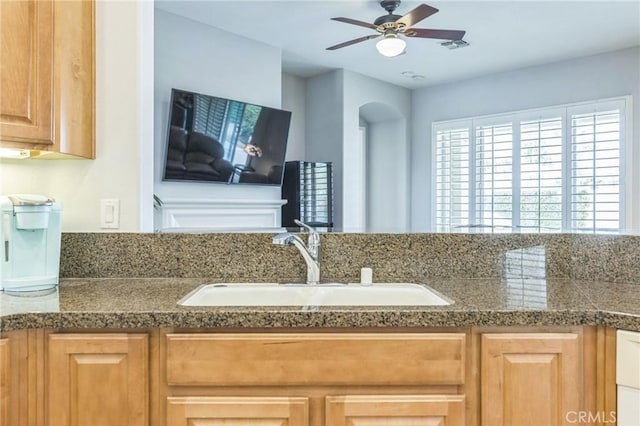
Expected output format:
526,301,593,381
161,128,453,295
294,219,320,257
294,219,315,234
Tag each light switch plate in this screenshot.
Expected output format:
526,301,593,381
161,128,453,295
100,199,120,229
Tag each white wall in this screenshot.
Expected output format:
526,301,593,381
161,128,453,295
154,10,283,212
281,73,306,161
411,47,640,231
0,0,150,232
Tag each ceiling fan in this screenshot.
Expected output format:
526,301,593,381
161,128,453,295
327,0,466,57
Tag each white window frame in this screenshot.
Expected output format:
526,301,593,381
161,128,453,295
431,96,633,233
432,121,472,232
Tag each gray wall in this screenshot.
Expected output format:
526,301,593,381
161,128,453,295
154,10,283,210
281,73,306,162
367,119,407,232
305,70,345,228
343,70,412,232
411,47,640,231
304,70,411,231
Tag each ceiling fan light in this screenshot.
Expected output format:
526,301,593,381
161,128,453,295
376,36,406,57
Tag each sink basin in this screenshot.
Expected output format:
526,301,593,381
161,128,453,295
178,283,452,307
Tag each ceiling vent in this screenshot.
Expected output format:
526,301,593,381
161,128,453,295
441,39,469,50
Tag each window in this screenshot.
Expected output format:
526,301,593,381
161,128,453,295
475,121,513,230
300,162,334,227
569,103,623,232
434,126,469,232
520,115,563,231
433,97,630,233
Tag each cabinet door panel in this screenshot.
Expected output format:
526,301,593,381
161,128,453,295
166,396,309,426
47,334,148,426
0,0,94,157
0,339,7,426
481,333,581,426
0,0,53,143
52,0,95,157
326,395,465,426
166,333,465,386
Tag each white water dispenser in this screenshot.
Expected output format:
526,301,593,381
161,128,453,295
0,195,62,292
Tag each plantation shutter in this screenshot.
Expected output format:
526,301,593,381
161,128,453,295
300,162,333,226
475,121,513,230
519,115,564,232
432,97,628,234
434,125,470,232
569,101,623,232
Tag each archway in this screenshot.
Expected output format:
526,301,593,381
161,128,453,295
358,102,409,232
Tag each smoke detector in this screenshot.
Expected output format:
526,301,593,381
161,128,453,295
401,71,425,81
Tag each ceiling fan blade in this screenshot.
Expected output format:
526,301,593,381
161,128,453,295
405,28,466,40
396,4,439,28
326,34,380,51
331,17,378,30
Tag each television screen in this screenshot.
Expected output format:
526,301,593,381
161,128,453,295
163,88,292,186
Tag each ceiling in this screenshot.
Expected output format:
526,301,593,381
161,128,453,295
155,0,640,89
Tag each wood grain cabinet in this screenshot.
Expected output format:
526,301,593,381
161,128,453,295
326,395,466,426
47,333,148,426
0,0,94,158
166,396,310,425
0,327,613,426
0,338,7,426
481,333,582,426
163,332,467,426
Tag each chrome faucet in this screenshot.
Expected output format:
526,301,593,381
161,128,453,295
272,220,320,285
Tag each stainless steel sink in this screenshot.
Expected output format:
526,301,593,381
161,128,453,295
178,283,452,307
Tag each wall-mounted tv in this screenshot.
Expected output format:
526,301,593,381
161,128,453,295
163,88,292,186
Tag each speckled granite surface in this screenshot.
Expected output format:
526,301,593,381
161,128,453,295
2,232,635,332
60,232,640,282
0,278,637,332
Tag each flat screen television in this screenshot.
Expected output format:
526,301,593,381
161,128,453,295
162,88,292,186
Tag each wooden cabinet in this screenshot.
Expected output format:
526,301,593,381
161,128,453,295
165,333,466,386
481,333,582,426
326,395,466,426
166,396,309,425
47,333,148,426
0,0,52,146
0,338,7,426
0,327,613,426
162,332,467,426
0,0,94,158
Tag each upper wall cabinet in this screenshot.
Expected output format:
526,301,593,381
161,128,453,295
0,0,95,159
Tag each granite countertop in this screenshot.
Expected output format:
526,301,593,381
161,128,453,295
0,278,638,332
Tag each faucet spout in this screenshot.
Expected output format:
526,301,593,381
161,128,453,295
289,235,320,285
272,221,321,285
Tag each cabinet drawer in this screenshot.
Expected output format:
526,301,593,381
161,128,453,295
167,396,309,425
326,394,466,425
166,333,465,386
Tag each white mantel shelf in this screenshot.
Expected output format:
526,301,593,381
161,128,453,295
158,198,287,232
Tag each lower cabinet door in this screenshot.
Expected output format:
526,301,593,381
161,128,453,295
47,333,148,426
325,395,466,426
166,396,310,426
0,338,8,426
481,333,581,426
